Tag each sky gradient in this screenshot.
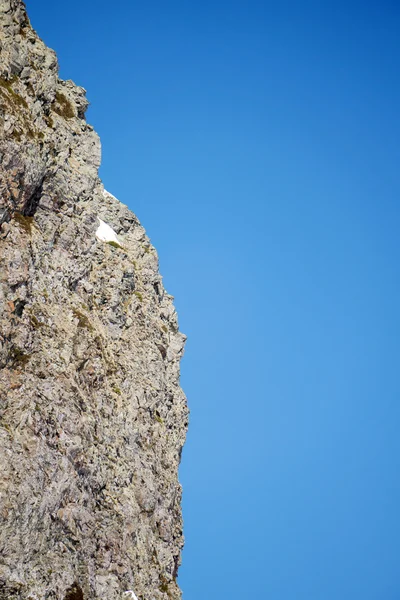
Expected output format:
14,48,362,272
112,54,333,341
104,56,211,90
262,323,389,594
27,1,400,599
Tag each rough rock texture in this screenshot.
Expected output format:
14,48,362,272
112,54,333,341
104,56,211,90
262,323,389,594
0,2,188,599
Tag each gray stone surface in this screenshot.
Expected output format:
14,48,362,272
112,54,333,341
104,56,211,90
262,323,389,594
0,2,188,599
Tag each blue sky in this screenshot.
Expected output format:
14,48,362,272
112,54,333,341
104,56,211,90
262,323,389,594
28,1,400,598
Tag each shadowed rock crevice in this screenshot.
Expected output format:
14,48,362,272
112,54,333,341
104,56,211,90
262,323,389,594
64,583,84,600
23,176,45,216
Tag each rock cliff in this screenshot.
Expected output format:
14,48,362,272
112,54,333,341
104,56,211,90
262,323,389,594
0,2,188,599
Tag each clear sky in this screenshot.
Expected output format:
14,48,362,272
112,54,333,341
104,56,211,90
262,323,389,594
27,1,400,599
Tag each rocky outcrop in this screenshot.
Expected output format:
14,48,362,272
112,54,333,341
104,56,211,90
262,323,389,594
0,1,188,599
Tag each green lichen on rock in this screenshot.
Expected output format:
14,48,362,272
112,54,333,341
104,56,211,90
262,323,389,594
106,240,122,249
13,211,35,234
0,76,28,109
53,91,75,119
72,308,94,331
29,314,47,329
0,78,44,142
10,348,32,367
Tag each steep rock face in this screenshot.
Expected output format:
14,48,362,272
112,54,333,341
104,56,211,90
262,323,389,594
0,2,188,599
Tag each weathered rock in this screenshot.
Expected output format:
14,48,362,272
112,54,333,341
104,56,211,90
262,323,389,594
0,2,188,599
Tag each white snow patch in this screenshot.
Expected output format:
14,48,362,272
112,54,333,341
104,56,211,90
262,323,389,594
124,591,139,600
95,217,123,247
103,188,118,202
